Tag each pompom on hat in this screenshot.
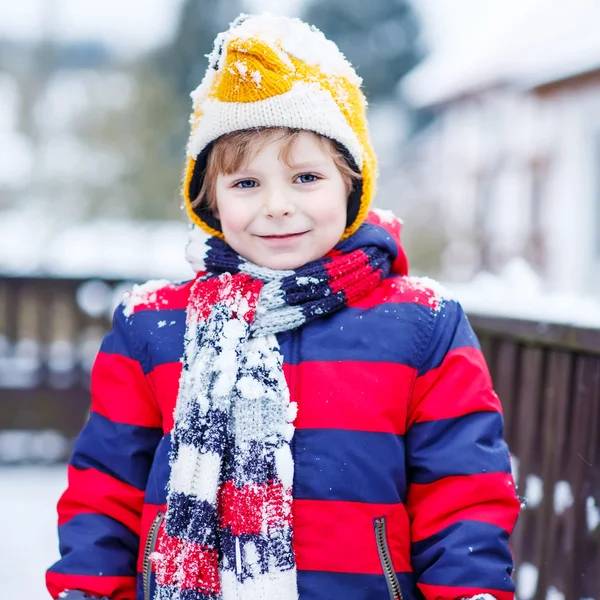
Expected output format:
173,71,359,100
183,13,377,241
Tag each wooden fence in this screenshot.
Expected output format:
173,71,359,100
0,275,132,460
1,276,599,598
470,314,600,600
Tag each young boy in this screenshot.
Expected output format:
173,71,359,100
47,14,520,600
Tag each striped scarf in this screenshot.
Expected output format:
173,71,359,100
151,219,397,600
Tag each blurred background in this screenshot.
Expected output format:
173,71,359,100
1,0,600,598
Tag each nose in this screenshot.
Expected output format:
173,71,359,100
262,187,296,219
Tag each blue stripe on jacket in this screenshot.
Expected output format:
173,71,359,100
418,300,481,375
405,411,511,485
70,412,163,491
144,435,171,505
298,571,421,600
412,520,514,590
143,429,408,506
101,308,186,374
294,428,407,504
141,570,422,600
54,513,139,576
117,301,480,370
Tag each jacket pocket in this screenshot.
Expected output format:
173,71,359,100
143,511,165,600
374,516,404,600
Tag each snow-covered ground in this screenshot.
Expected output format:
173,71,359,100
2,466,66,599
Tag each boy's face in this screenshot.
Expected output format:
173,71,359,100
214,131,348,270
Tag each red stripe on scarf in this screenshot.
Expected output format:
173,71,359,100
189,273,263,322
326,249,382,303
153,522,220,593
219,480,293,535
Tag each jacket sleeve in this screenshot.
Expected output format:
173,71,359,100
46,304,164,600
404,298,520,600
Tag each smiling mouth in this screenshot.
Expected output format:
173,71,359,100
258,232,308,239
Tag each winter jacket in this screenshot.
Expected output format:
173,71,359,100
47,225,520,600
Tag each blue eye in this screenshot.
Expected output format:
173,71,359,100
235,179,257,189
296,173,319,184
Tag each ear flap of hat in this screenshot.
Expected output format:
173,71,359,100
186,141,223,237
332,142,363,230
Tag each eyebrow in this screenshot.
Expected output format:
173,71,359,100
224,161,330,176
285,161,329,170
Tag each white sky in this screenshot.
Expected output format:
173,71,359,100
0,0,186,56
0,0,489,56
414,0,515,51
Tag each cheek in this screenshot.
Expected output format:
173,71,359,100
220,211,249,237
314,187,348,225
216,195,251,234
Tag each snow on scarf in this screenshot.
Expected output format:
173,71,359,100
151,215,401,600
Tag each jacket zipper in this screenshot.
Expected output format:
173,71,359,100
143,511,165,600
374,516,404,600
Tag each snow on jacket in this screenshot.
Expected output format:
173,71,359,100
47,222,520,600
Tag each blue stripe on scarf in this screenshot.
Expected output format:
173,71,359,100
221,439,278,486
166,492,218,547
220,529,295,581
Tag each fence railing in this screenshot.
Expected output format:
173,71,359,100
1,276,599,599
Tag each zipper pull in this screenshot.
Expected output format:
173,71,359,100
235,537,242,575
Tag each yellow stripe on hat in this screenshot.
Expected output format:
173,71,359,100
211,37,296,103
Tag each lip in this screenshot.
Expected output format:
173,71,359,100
256,231,309,245
257,232,308,239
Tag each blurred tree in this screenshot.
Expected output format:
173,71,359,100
0,1,246,223
303,0,423,105
155,0,244,145
122,59,187,221
85,0,246,221
82,57,185,221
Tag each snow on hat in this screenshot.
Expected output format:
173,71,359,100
183,13,377,240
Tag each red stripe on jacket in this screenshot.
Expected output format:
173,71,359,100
407,472,519,542
58,465,145,533
92,352,162,427
147,361,182,433
151,360,414,436
126,279,196,314
350,277,441,310
408,346,501,426
46,573,135,600
293,499,412,574
418,583,515,600
289,361,413,434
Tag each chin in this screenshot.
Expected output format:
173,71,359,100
260,254,311,271
265,259,306,271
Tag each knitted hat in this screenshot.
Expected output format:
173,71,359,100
183,13,377,241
